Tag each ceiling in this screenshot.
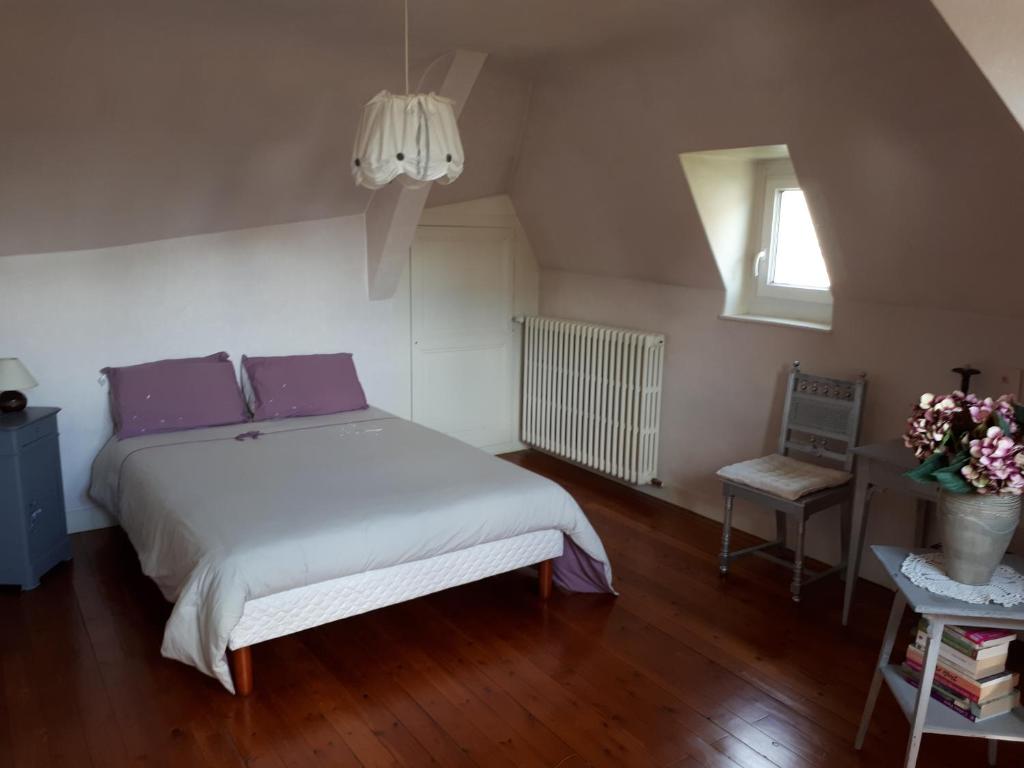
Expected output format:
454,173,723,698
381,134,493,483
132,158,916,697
4,0,1024,321
62,0,706,62
0,0,727,257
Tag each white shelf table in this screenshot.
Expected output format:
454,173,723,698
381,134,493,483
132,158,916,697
856,545,1024,767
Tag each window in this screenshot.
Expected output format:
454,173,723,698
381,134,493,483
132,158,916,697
754,166,830,304
767,190,829,289
678,145,833,331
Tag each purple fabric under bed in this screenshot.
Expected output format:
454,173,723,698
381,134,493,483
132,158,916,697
554,535,616,593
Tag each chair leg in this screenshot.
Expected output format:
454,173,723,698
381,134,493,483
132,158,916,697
719,493,735,575
791,513,807,602
775,510,786,548
839,500,852,582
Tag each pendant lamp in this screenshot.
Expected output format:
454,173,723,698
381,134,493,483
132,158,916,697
352,0,464,190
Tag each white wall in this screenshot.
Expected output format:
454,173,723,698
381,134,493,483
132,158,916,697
542,269,1024,587
0,214,411,532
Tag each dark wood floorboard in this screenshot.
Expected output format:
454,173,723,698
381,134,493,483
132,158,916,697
2,449,1021,767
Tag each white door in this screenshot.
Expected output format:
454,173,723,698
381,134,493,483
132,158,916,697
411,226,516,451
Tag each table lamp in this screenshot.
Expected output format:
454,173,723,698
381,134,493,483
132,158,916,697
0,358,38,413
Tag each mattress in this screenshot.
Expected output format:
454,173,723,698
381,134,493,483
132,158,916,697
89,408,614,692
228,529,564,649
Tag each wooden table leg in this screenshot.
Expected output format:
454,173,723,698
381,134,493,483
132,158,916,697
230,646,254,696
842,466,873,626
538,560,553,599
904,617,944,767
855,591,906,749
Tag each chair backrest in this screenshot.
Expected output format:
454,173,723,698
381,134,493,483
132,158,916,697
778,361,867,472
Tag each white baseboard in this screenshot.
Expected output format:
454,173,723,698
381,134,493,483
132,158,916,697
629,480,709,514
484,440,528,455
66,503,116,533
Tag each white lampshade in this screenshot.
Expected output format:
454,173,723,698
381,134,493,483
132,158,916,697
352,91,464,190
0,358,38,391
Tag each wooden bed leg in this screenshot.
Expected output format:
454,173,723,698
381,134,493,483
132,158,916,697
538,560,553,600
229,646,253,696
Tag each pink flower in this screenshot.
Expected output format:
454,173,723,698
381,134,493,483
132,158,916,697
968,394,1018,433
962,425,1024,495
904,390,968,459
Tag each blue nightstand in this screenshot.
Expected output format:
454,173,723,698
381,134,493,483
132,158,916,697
0,407,72,589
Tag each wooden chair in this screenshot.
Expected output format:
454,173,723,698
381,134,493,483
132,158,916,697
717,362,867,602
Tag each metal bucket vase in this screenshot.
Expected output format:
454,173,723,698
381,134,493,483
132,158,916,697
939,491,1022,585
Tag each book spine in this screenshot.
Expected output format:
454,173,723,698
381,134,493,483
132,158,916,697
924,621,1015,649
915,631,999,676
905,651,1015,704
959,628,1017,646
898,668,977,722
905,645,996,698
904,658,980,702
945,631,1009,660
941,632,987,659
901,664,971,708
976,691,1021,719
917,628,1007,662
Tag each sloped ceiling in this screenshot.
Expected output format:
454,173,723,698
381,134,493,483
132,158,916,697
510,0,1024,315
931,0,1024,129
0,0,707,257
5,0,1024,316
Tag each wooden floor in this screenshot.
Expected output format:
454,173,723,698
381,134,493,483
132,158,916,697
2,451,1021,767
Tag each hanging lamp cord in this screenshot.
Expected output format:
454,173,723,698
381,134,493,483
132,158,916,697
404,0,410,95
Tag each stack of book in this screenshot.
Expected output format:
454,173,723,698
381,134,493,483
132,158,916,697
899,621,1020,723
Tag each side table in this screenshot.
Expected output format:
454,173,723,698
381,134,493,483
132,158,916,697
856,545,1024,768
842,439,939,625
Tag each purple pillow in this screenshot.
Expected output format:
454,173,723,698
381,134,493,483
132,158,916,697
242,353,368,421
102,352,249,439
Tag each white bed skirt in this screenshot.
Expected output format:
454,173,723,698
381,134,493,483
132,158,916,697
228,529,565,650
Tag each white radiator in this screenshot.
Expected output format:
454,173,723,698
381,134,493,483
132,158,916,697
521,316,664,485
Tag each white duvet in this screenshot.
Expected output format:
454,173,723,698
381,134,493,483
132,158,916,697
89,408,613,692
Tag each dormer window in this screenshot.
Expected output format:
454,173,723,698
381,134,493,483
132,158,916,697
679,145,833,331
746,158,831,325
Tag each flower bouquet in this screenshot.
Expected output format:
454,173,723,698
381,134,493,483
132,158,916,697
904,392,1024,585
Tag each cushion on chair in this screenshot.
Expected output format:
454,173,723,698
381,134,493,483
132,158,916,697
716,454,851,501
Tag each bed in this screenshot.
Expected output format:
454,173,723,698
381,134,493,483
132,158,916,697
89,407,614,694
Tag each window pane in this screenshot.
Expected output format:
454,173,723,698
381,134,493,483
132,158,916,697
771,189,830,290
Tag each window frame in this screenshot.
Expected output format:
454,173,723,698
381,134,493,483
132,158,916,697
753,166,831,305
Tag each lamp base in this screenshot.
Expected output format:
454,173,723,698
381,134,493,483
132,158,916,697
0,390,27,413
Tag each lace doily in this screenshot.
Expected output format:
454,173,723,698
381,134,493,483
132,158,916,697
901,552,1024,607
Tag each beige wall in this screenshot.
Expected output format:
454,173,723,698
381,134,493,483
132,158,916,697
511,1,1024,586
541,269,1024,585
512,0,1024,317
